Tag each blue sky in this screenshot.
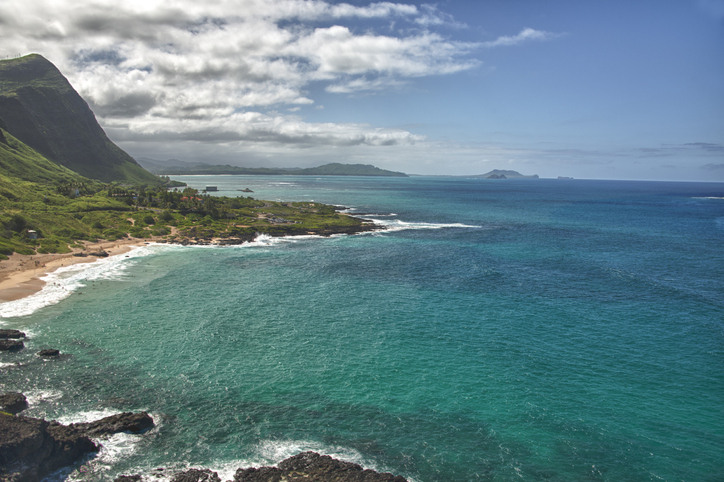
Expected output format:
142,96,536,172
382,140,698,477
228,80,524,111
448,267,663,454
2,0,723,180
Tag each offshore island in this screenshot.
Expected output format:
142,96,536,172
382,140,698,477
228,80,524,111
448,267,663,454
0,54,406,481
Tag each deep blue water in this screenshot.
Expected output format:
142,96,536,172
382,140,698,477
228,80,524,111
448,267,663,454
1,176,723,481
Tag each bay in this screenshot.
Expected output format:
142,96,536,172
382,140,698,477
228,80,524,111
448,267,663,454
1,176,723,481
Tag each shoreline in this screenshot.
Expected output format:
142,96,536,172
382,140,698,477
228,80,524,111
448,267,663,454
0,238,153,303
0,222,382,304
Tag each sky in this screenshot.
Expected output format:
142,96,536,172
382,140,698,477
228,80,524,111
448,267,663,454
1,0,723,180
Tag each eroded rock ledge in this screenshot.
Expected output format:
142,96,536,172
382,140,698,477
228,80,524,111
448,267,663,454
0,410,154,482
137,452,408,482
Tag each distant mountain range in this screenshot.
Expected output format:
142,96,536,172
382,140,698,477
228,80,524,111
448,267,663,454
0,54,159,185
137,158,409,177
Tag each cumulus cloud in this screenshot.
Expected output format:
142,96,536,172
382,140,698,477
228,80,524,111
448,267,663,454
0,0,486,153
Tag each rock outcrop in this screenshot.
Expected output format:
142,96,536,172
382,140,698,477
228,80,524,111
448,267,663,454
71,411,154,437
171,468,222,482
0,414,97,482
0,410,154,481
0,393,28,415
0,330,26,339
0,339,24,351
232,452,408,482
37,349,60,358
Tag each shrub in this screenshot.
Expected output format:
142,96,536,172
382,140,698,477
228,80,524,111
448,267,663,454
159,210,174,222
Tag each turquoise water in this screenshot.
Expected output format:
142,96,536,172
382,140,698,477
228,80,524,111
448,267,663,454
1,176,723,481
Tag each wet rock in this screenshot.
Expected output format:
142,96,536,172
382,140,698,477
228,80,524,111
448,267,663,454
114,476,143,482
171,468,222,482
0,329,26,339
0,392,28,415
0,339,24,351
88,250,108,257
71,411,154,437
233,452,408,482
38,348,61,357
0,414,97,482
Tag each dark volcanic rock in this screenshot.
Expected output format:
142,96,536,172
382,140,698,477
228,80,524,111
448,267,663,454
0,414,97,482
38,348,61,357
171,468,221,482
0,339,24,351
0,392,28,415
233,452,408,482
71,411,154,437
114,476,143,482
0,329,26,339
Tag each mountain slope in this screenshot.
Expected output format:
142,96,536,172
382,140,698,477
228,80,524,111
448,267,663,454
0,54,159,185
0,126,86,186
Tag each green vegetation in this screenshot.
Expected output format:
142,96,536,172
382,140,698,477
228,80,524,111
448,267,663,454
0,130,374,258
0,55,374,259
0,54,161,185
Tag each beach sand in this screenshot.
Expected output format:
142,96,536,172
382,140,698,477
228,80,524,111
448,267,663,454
0,238,151,302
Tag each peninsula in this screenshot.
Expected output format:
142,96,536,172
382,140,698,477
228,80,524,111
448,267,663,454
0,54,380,297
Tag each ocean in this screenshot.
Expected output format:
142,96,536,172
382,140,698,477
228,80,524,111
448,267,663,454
1,176,723,481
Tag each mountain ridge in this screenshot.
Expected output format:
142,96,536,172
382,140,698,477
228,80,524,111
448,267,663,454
0,54,159,185
138,159,408,177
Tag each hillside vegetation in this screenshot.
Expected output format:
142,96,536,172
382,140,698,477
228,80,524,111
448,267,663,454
0,129,372,259
0,54,159,185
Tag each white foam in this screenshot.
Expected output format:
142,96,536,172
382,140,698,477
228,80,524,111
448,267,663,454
364,217,480,232
0,244,175,319
24,389,64,405
354,213,398,217
54,408,123,426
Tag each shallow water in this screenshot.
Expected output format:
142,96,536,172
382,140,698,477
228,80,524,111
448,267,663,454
1,176,723,481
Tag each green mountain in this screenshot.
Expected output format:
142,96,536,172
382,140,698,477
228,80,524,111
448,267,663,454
0,126,85,186
0,54,159,185
144,161,408,177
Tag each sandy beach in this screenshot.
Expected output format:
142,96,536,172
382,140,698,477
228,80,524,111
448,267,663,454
0,238,151,302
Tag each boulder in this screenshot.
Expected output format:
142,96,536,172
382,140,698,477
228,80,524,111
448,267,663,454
0,339,24,351
0,329,26,339
114,476,143,482
233,452,408,482
0,392,28,415
171,468,221,482
71,411,154,437
38,348,61,358
0,414,97,482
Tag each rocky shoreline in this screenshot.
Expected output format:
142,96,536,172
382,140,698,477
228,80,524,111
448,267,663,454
0,327,408,482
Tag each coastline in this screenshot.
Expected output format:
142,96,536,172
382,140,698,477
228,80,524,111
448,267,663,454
0,221,382,305
0,238,150,303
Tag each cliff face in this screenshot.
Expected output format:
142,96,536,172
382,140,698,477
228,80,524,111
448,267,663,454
0,54,158,184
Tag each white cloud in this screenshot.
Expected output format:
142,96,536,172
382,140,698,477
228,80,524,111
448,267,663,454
482,28,559,48
0,0,483,155
1,0,563,169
